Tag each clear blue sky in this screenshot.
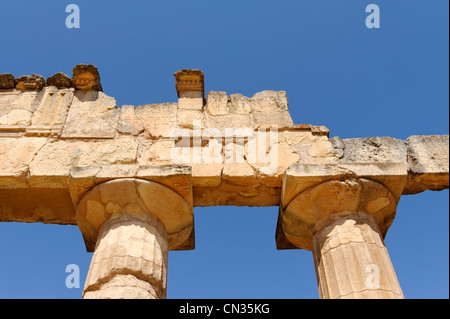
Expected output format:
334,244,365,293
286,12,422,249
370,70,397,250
0,1,448,299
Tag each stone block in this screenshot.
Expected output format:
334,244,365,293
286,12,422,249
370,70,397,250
404,134,449,194
134,103,177,139
0,137,47,188
61,91,119,139
205,91,228,115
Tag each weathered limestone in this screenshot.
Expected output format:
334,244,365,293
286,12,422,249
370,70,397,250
72,64,102,91
75,178,193,299
117,105,144,136
83,213,169,299
68,165,195,250
174,69,204,111
0,74,15,89
28,88,73,135
0,66,448,299
404,135,449,194
313,211,403,299
46,72,72,89
61,91,119,139
135,103,177,139
0,137,48,189
174,69,204,97
14,74,45,91
277,163,407,298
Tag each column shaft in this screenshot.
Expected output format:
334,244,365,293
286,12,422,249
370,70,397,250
83,214,168,299
312,211,403,299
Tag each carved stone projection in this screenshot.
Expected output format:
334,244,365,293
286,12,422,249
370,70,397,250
0,65,448,299
46,72,72,89
72,64,102,91
15,74,46,91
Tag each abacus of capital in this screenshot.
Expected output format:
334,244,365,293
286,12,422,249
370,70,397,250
0,66,448,299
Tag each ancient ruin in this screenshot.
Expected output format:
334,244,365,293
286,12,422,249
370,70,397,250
0,65,448,299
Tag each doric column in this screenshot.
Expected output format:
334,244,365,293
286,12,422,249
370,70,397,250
277,163,407,299
82,213,168,299
73,176,194,299
313,210,403,299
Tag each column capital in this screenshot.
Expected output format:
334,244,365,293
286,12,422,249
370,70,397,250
174,69,204,98
69,164,194,252
276,163,407,250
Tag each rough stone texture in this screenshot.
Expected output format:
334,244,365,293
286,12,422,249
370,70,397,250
138,140,176,165
117,105,144,136
312,211,403,299
46,72,73,89
0,137,48,188
29,137,138,188
61,91,119,139
404,135,449,194
83,213,168,299
174,69,204,98
339,137,408,164
72,64,102,91
0,84,447,218
0,68,448,299
15,74,45,91
0,109,32,125
206,91,229,115
74,178,193,252
177,109,204,129
134,103,177,139
229,94,252,114
0,74,15,89
68,164,194,223
25,87,74,137
0,90,40,123
281,163,408,211
278,177,402,251
178,90,204,111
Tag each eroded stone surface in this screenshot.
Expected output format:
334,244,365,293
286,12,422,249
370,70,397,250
75,179,193,264
404,135,449,194
29,137,138,188
0,74,15,89
0,137,48,188
15,74,45,91
46,72,72,89
72,64,102,91
1,68,447,300
61,91,119,138
278,163,408,251
174,69,204,97
312,211,404,299
83,213,168,299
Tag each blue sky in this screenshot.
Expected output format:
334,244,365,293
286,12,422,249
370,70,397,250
0,1,448,299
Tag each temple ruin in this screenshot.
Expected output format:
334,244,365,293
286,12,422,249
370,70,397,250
0,65,448,299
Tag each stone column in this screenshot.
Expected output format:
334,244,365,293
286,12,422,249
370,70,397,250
83,213,168,299
276,163,408,299
74,178,194,299
312,211,403,299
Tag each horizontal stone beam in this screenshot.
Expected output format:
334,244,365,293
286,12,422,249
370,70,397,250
403,135,449,194
1,78,448,227
335,135,449,195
